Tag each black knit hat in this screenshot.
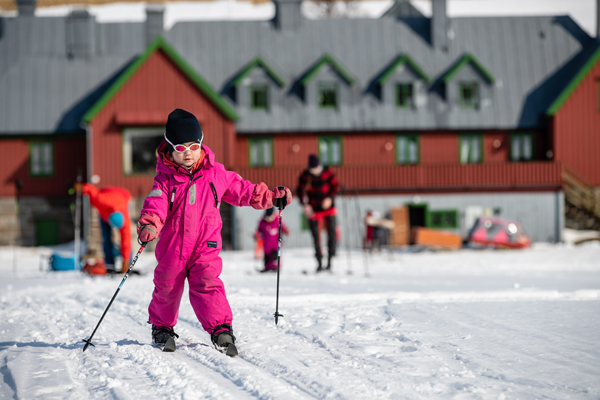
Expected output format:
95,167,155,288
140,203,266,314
165,109,203,153
265,207,275,217
308,154,320,168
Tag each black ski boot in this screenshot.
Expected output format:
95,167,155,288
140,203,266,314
211,323,238,357
325,255,333,271
315,256,323,273
152,324,179,352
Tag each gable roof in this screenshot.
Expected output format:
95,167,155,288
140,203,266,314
376,54,431,84
230,57,286,87
300,54,355,86
0,14,592,134
441,53,495,84
83,36,238,123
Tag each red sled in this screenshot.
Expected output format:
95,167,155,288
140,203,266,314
469,217,531,249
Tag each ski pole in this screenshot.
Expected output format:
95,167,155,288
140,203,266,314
354,192,370,277
273,189,286,325
341,189,352,275
82,242,148,352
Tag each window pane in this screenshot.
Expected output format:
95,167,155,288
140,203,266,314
130,135,163,173
31,144,40,175
511,136,521,161
42,143,52,174
522,135,532,160
331,139,341,165
396,83,413,107
460,138,470,164
408,137,418,164
319,83,337,108
251,86,268,109
320,140,329,164
262,140,272,166
471,136,481,162
460,82,479,108
250,141,259,166
397,137,406,164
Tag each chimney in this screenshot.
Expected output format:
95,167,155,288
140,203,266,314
66,9,96,60
146,5,165,46
16,0,36,16
273,0,302,31
431,0,448,51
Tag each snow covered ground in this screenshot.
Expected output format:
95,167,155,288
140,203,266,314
1,242,599,399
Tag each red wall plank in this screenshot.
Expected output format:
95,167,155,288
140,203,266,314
554,61,600,186
0,137,86,197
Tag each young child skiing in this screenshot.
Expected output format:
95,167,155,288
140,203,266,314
137,108,292,352
255,207,289,273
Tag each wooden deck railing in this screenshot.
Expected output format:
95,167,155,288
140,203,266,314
562,165,600,220
231,162,563,193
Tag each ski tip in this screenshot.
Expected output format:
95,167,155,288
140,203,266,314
225,343,238,357
162,337,177,352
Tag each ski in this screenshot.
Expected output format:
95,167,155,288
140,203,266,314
212,342,238,357
162,337,176,352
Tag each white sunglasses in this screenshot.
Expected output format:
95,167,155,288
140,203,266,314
164,133,202,153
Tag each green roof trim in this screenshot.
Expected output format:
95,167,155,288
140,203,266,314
231,57,286,87
442,53,495,84
377,54,431,84
547,45,600,116
83,36,238,123
300,54,355,86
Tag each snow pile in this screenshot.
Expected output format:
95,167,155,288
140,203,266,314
1,243,599,399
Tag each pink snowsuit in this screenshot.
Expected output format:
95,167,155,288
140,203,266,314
257,215,288,270
141,143,274,334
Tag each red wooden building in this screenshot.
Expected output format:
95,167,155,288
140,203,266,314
1,0,599,249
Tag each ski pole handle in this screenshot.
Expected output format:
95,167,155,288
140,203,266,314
274,186,287,210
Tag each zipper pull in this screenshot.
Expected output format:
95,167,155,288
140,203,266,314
169,187,177,211
209,182,220,210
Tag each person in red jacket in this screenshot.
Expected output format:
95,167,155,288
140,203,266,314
296,154,340,272
79,183,132,273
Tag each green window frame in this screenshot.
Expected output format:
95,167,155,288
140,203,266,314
29,142,54,177
459,134,483,164
396,135,419,165
249,138,273,167
429,210,459,229
510,133,534,161
318,82,338,109
396,83,414,108
318,136,342,166
458,82,479,109
250,85,269,110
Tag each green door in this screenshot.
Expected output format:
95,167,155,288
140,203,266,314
35,218,59,246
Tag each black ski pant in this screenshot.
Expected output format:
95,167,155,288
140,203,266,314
308,215,337,267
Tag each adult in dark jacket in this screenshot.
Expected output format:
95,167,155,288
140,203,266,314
296,154,340,272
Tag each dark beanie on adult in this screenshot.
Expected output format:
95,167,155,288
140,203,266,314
165,109,203,153
308,154,320,168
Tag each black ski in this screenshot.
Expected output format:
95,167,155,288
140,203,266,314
224,343,238,357
154,337,176,352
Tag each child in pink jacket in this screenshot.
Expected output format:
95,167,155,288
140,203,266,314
137,108,292,350
255,207,289,272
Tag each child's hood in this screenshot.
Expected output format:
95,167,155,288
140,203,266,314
155,141,214,178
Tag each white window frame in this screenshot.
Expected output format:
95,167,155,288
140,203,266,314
122,128,164,175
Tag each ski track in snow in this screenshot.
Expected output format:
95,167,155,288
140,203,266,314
1,244,599,399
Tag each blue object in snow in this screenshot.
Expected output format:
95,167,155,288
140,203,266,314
50,252,80,271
